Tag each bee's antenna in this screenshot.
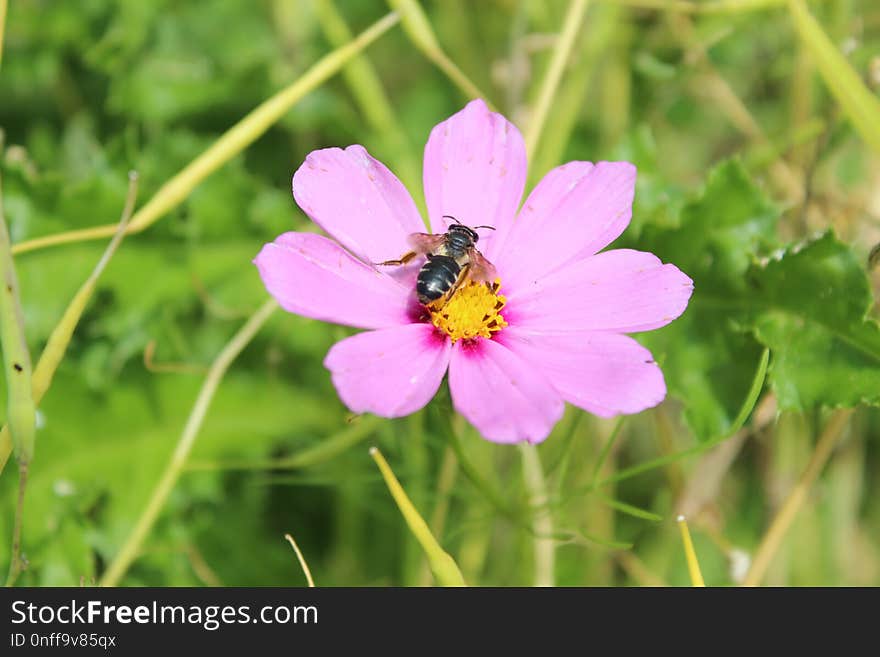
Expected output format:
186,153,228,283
442,214,462,225
473,225,495,231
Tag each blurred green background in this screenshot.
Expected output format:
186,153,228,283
1,0,879,586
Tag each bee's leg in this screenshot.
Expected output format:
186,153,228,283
443,263,470,304
375,251,417,267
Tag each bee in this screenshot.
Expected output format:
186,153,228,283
378,216,497,307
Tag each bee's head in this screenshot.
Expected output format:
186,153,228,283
448,223,479,243
443,216,493,243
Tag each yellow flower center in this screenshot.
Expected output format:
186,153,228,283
429,279,508,343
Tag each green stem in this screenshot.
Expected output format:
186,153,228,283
0,173,139,476
386,0,493,105
594,492,662,522
565,347,770,500
0,137,36,585
99,299,278,586
429,444,459,540
524,0,591,157
314,0,422,205
4,463,27,586
529,1,621,183
0,135,35,468
0,0,7,70
418,442,460,584
590,417,625,486
448,426,516,520
185,415,381,472
520,444,555,587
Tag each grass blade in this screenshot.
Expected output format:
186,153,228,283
315,0,421,204
369,446,466,586
11,12,401,255
595,493,663,522
1,134,37,586
524,0,591,157
676,515,706,587
0,137,35,467
284,533,316,587
0,0,7,70
603,0,786,12
742,408,853,586
99,299,278,586
788,0,880,153
185,414,381,472
595,347,770,489
0,173,140,476
386,0,492,105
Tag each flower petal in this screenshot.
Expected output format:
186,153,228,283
499,328,666,417
423,99,527,239
292,145,426,264
506,249,693,333
254,232,413,329
487,161,636,290
324,324,450,417
448,338,564,444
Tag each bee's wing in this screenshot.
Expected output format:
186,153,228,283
467,248,498,283
407,232,447,255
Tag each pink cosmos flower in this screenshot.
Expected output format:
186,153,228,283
254,100,693,444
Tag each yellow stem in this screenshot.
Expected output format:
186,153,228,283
524,0,591,157
0,134,36,468
99,299,278,586
315,0,421,203
428,48,488,103
787,0,880,153
602,0,787,12
369,446,466,586
284,533,316,587
743,409,852,587
1,133,36,585
0,173,139,476
677,515,706,587
386,0,491,105
0,0,7,69
11,12,400,256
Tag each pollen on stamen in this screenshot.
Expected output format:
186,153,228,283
429,278,508,343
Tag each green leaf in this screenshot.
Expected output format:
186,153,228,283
637,160,880,440
747,233,880,409
642,159,779,286
637,160,778,440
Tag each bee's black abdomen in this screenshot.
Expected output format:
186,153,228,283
417,255,460,304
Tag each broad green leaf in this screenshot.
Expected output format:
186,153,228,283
747,233,880,409
637,160,778,440
637,160,880,439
